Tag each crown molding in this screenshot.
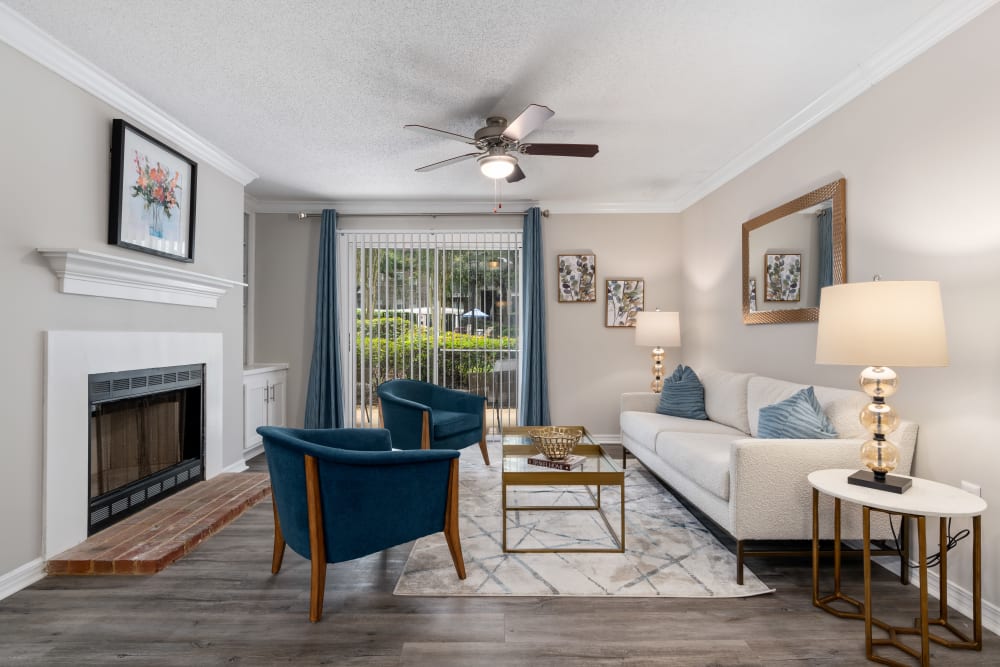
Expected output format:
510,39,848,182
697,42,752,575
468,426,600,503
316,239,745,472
539,200,682,215
251,198,681,216
674,0,999,211
0,4,258,186
250,199,539,216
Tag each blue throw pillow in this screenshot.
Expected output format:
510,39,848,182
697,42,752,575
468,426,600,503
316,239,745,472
655,365,708,420
757,386,838,439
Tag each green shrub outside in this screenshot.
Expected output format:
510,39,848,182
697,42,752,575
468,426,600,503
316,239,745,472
356,318,515,389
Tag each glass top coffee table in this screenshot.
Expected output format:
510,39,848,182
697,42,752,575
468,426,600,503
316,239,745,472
501,426,625,553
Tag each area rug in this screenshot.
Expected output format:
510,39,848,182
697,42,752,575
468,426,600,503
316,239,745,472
394,443,774,597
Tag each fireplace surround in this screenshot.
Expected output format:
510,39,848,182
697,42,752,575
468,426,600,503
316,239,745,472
44,331,224,558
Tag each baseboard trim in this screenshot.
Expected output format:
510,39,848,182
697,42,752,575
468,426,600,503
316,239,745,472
220,459,249,474
242,443,264,461
0,558,46,601
875,556,1000,637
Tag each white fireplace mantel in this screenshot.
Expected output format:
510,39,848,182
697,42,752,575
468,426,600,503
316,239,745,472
37,248,246,308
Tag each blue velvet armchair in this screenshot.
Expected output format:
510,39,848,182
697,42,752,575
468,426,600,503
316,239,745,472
257,425,466,622
377,379,490,465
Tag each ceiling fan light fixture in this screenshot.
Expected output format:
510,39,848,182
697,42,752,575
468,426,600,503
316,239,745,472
478,153,517,179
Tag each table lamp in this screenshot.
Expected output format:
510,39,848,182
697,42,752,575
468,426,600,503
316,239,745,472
634,310,681,392
815,280,948,493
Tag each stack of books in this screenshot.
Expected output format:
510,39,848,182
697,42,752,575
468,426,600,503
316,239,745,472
526,453,585,471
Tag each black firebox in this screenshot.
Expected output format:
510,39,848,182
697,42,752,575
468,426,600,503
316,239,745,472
87,364,205,534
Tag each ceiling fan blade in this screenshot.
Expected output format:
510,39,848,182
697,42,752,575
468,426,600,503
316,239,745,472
520,143,599,157
414,152,481,172
501,104,554,142
405,124,478,145
505,164,526,183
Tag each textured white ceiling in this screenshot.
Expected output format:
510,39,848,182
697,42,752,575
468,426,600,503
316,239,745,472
1,0,982,210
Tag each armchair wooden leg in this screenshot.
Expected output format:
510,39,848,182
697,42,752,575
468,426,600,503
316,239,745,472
479,404,490,465
421,411,431,450
305,455,328,622
271,497,286,574
443,459,466,580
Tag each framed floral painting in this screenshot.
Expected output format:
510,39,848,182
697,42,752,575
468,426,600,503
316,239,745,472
108,119,198,262
557,253,597,302
605,278,644,327
764,253,801,302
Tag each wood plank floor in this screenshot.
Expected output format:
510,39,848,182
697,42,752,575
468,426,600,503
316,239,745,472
1,456,995,666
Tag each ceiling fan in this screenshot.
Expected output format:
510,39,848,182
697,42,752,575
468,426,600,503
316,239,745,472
404,104,599,183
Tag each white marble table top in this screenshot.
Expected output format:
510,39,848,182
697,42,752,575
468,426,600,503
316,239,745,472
808,468,987,518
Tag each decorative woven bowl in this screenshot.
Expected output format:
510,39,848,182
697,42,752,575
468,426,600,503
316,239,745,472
528,426,583,460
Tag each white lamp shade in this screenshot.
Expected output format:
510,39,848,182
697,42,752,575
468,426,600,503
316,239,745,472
815,281,948,367
635,311,681,347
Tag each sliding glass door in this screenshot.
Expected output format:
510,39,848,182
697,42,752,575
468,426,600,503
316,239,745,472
340,231,521,431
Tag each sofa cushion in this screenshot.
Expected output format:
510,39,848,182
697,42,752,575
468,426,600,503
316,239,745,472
621,411,746,448
696,368,754,434
811,386,869,439
653,432,734,500
656,365,708,419
748,376,869,438
748,377,804,435
757,386,837,439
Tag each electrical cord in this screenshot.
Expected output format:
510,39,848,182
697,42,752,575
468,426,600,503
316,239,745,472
888,515,969,568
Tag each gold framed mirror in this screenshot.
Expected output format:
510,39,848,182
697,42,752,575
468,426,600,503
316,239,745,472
742,178,846,324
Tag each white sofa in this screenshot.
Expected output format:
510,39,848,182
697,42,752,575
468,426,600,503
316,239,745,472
620,368,917,583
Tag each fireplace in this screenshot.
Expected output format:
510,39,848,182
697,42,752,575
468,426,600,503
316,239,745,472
88,364,205,534
45,330,224,558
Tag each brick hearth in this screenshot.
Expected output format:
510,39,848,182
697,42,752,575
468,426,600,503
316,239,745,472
47,473,271,575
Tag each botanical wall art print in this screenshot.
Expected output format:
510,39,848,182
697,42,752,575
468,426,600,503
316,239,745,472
605,278,644,327
108,119,198,262
557,253,597,302
764,253,801,302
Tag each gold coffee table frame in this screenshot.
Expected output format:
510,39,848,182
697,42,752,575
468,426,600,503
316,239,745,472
501,426,625,553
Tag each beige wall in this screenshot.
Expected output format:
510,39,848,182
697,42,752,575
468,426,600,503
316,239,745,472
680,5,1000,606
252,213,320,427
0,43,246,578
543,213,681,436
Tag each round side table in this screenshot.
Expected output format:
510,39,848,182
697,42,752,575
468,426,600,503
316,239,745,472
808,469,987,666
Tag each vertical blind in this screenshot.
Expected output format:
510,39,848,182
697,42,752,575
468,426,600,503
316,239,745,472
339,230,522,431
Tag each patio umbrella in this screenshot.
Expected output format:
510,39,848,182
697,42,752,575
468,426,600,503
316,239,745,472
461,308,490,318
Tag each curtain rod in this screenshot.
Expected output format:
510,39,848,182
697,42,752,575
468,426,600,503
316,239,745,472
295,209,549,219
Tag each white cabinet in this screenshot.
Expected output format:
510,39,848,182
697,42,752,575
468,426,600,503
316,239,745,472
243,364,288,451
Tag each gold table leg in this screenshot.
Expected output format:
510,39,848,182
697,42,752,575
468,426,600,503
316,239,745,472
864,507,874,660
919,515,930,666
922,515,983,650
812,492,864,618
867,512,930,666
812,488,819,605
501,479,508,552
815,491,983,666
